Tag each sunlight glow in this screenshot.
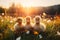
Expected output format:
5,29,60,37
20,0,34,7
0,0,60,8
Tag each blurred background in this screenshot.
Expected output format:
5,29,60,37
0,0,60,40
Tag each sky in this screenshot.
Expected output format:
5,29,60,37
0,0,60,8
